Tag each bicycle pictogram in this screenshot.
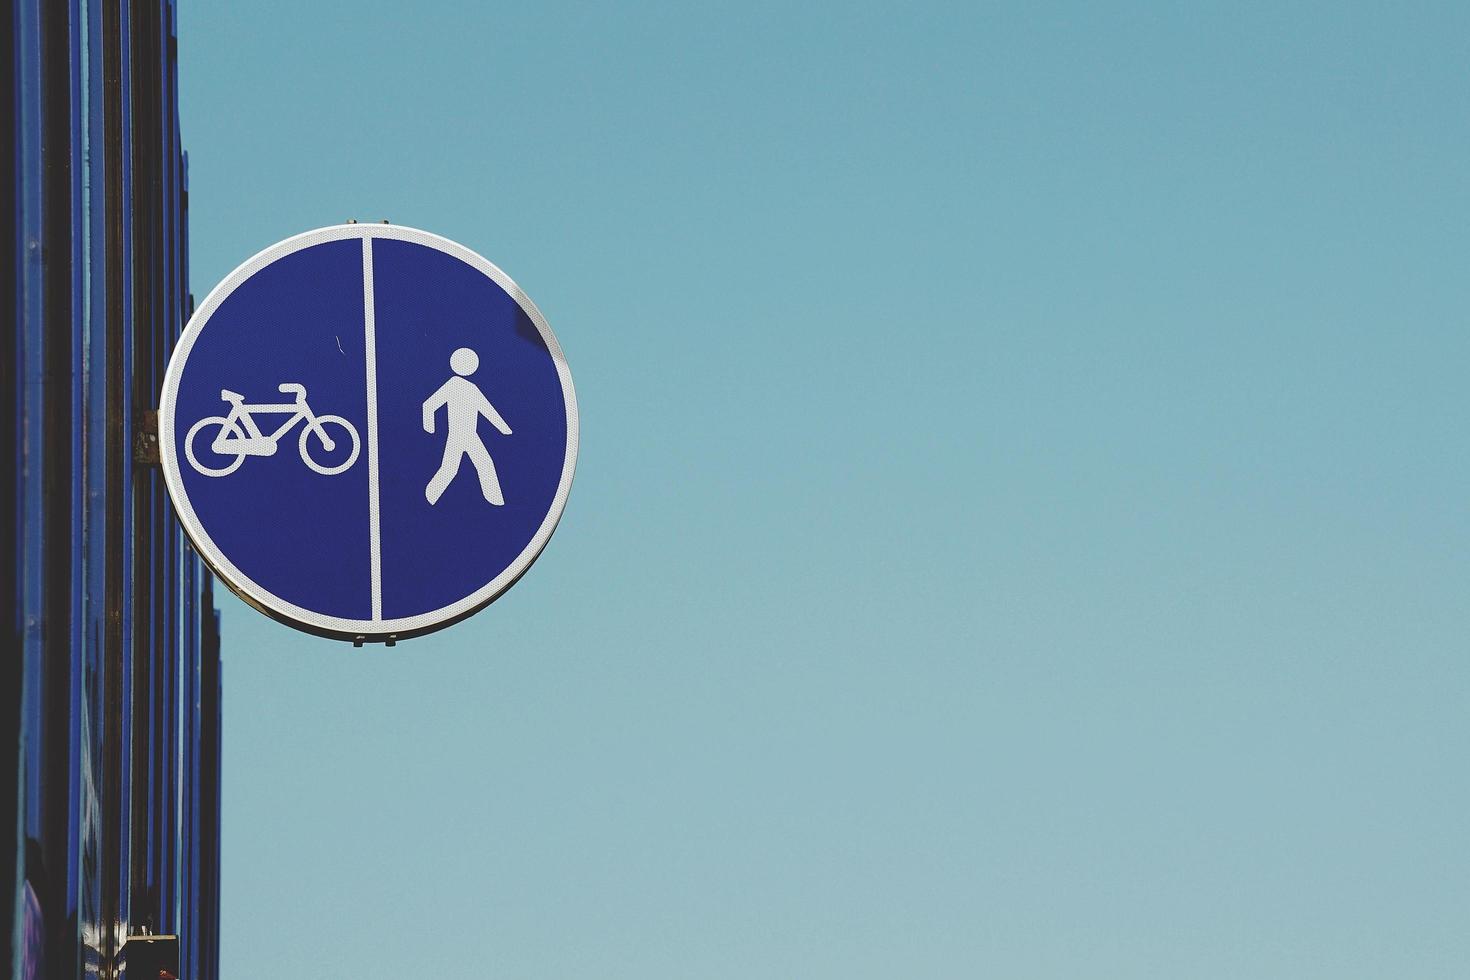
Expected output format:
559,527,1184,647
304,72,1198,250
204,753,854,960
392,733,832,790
185,383,361,477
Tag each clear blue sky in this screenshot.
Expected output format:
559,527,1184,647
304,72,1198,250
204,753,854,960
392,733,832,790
178,2,1470,977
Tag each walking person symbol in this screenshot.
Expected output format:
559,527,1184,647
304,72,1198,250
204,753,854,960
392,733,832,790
422,347,512,505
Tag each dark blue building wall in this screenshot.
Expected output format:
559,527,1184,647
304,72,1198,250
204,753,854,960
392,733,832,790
3,2,221,978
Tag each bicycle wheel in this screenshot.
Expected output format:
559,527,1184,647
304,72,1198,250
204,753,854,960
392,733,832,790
299,416,360,475
185,416,247,477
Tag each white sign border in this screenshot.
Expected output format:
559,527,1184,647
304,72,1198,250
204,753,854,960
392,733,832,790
159,223,579,641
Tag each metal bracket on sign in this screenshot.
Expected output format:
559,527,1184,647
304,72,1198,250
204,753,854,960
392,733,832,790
134,410,161,465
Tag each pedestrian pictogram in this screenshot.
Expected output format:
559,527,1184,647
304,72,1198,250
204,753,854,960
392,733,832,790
422,347,512,506
158,224,578,642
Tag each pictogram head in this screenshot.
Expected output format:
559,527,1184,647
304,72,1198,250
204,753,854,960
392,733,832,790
450,347,479,376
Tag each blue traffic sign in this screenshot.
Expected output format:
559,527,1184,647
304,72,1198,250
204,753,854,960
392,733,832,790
160,225,578,641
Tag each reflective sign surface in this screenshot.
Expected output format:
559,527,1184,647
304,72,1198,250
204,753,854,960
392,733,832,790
161,225,578,640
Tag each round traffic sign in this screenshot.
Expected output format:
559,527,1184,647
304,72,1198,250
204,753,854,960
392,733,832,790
160,224,578,641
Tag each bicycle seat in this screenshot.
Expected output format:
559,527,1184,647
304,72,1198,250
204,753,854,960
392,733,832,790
278,382,306,396
219,389,243,402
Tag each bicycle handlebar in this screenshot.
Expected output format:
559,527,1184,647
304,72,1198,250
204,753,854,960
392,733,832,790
277,383,306,396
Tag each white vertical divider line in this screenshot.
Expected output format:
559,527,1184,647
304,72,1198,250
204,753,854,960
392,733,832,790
362,236,384,621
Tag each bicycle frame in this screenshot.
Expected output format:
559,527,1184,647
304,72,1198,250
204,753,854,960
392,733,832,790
214,390,337,455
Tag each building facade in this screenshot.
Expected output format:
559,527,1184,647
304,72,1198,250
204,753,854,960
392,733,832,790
4,1,221,978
